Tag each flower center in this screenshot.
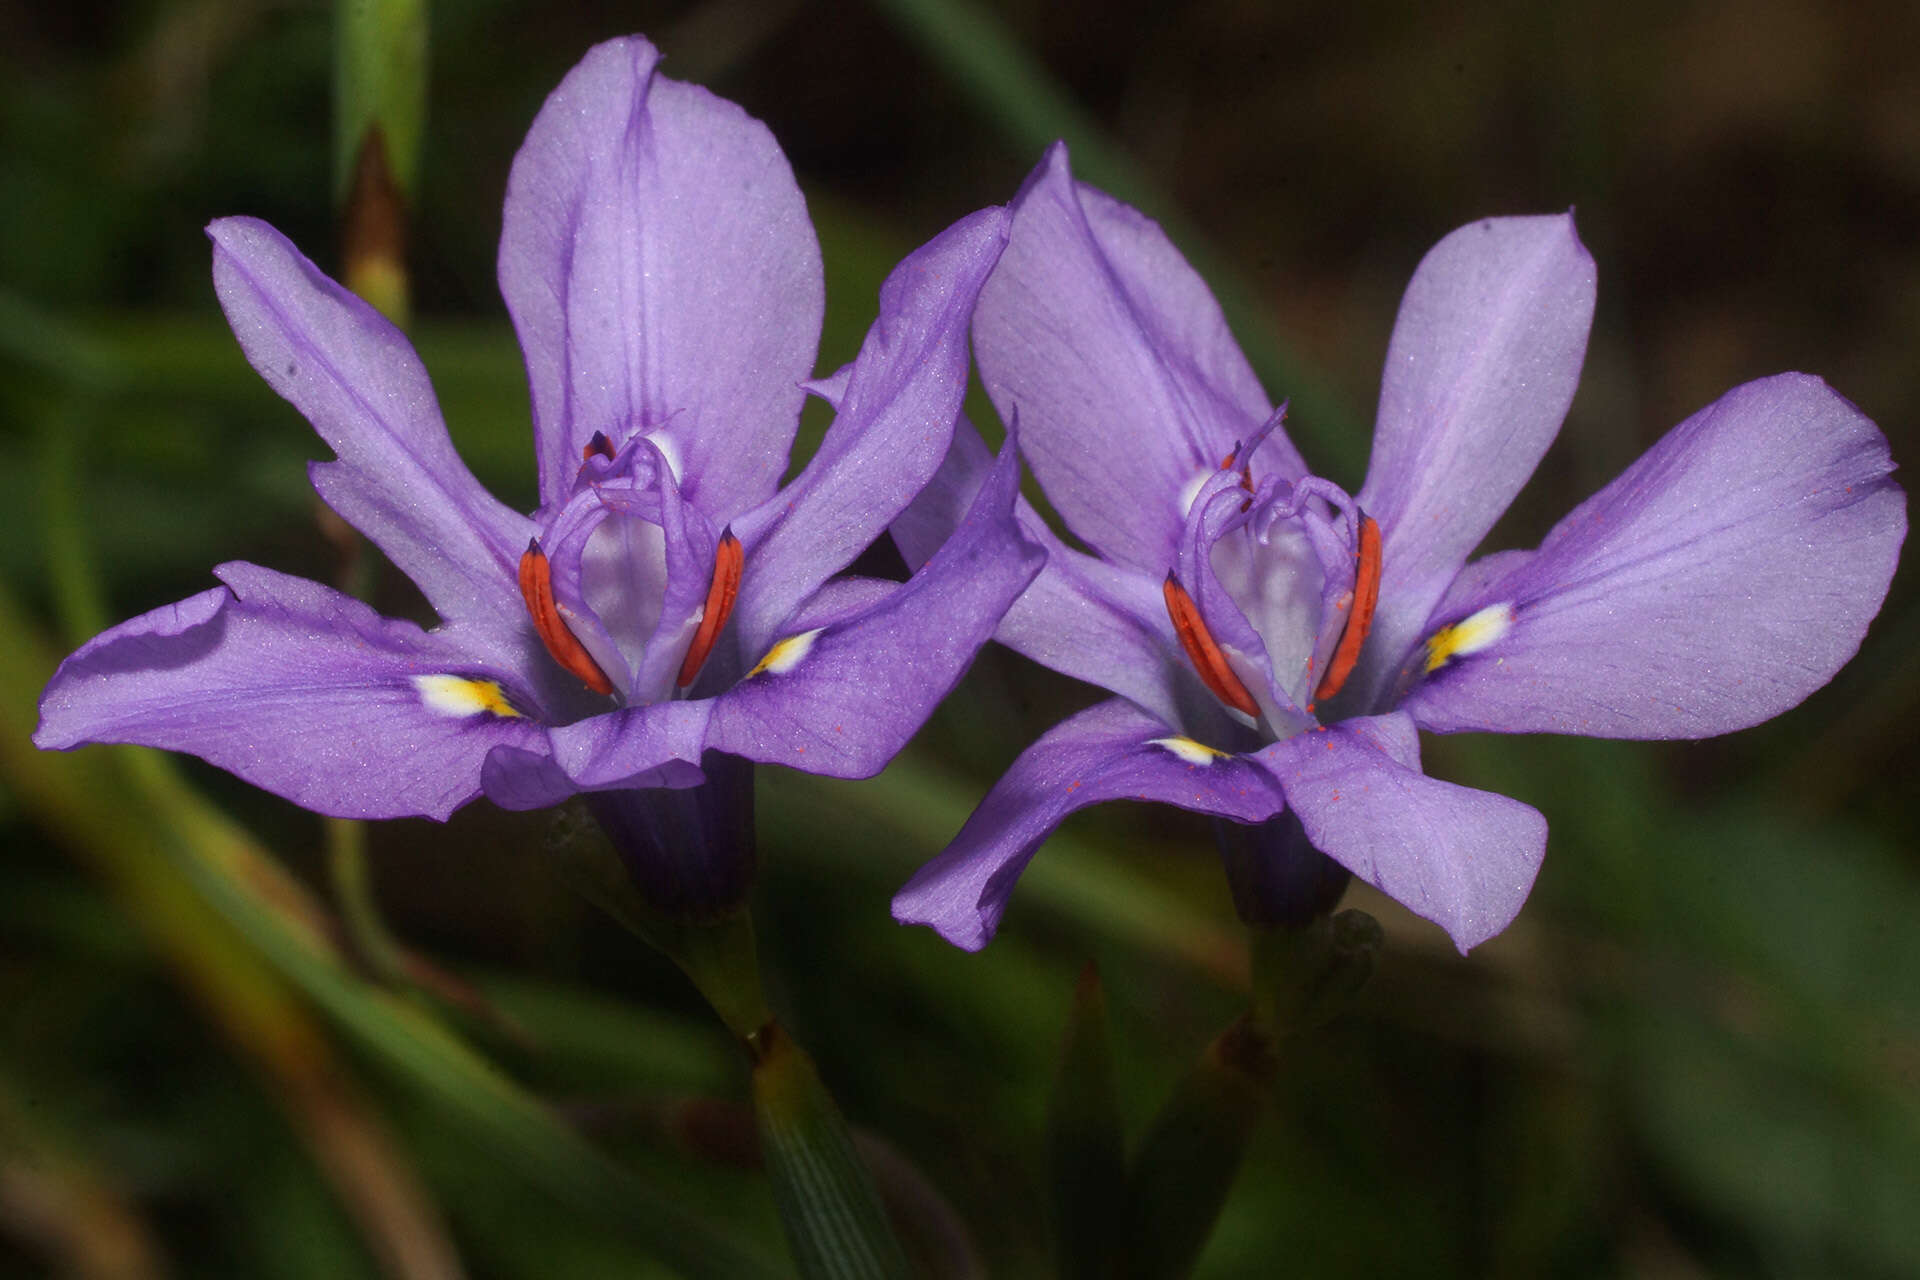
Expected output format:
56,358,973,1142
1166,450,1384,730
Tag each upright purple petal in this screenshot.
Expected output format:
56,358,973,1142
208,218,536,665
499,36,823,518
892,420,1193,728
708,436,1044,778
729,206,1010,655
35,563,544,820
974,143,1301,574
1254,713,1546,952
1402,373,1905,738
1353,214,1595,706
892,699,1285,951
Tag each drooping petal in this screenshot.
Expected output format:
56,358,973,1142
892,699,1284,951
1353,214,1596,707
1254,712,1546,952
974,143,1301,574
499,35,823,518
208,218,535,663
1401,373,1905,738
729,205,1010,655
480,698,712,809
35,563,544,821
892,420,1192,727
708,435,1044,778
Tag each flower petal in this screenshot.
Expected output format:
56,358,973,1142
1254,712,1546,952
34,563,543,821
208,218,535,663
974,143,1300,574
1401,373,1906,738
1353,214,1596,705
480,698,712,809
729,206,1010,655
892,699,1283,951
708,434,1044,778
892,420,1192,727
499,36,822,518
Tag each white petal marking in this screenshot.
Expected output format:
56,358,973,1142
413,674,522,719
1424,601,1515,672
748,627,825,678
1150,735,1227,765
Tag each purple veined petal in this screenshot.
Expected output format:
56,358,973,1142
35,562,545,821
892,698,1285,951
729,205,1011,656
892,418,1193,727
499,36,823,520
778,576,901,631
208,218,537,666
707,434,1044,778
1401,373,1906,738
974,142,1302,575
480,698,712,809
1352,213,1596,708
1254,712,1547,952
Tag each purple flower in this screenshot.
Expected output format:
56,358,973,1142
34,37,1041,908
892,143,1905,952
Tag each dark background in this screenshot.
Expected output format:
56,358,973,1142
3,1,1917,1276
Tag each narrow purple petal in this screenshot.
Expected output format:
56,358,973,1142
974,143,1301,574
892,699,1284,950
1402,373,1905,738
707,435,1044,778
730,206,1010,655
892,420,1192,727
208,218,535,665
499,36,823,518
35,563,544,820
1353,214,1596,706
1254,712,1546,952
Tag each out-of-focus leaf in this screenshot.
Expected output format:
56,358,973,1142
1121,1016,1277,1279
0,583,787,1280
1047,964,1124,1280
1617,811,1920,1277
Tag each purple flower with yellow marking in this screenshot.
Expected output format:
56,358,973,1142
34,37,1040,910
893,143,1905,952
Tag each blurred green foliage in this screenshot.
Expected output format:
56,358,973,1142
4,1,1918,1276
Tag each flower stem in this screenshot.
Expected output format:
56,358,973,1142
752,1022,914,1280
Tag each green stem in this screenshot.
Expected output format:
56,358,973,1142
753,1023,913,1280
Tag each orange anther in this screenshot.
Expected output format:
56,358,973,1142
1163,572,1260,718
1311,514,1382,705
677,530,744,688
518,542,614,695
